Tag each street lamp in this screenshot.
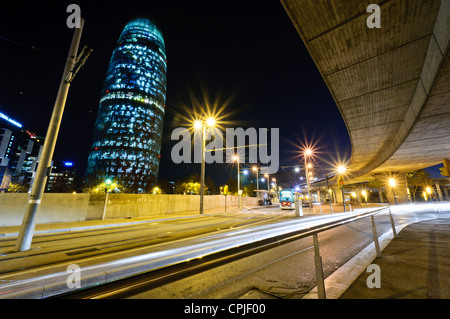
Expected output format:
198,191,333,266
102,178,113,220
194,117,216,214
426,186,432,202
105,178,112,192
304,149,313,208
252,166,259,190
389,178,398,205
362,190,368,203
233,155,241,209
337,165,347,212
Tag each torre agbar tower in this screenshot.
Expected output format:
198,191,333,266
87,18,167,193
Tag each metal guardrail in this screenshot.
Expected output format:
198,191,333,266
57,206,396,299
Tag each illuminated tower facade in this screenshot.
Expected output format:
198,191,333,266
87,18,167,193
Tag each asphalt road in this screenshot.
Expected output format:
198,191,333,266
127,208,448,299
0,209,289,274
0,204,446,298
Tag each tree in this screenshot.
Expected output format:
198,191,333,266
406,170,432,202
173,174,207,195
7,182,29,193
243,182,256,197
225,177,237,194
82,174,127,193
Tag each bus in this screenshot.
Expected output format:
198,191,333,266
279,189,296,210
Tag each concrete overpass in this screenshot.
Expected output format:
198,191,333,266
281,0,450,201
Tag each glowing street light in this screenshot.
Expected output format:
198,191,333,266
337,166,347,174
193,120,202,130
303,149,314,208
102,178,115,221
304,148,313,156
233,155,241,209
206,117,216,127
336,164,347,212
425,186,433,202
388,178,398,205
252,166,259,190
194,117,216,214
362,190,368,203
388,178,396,187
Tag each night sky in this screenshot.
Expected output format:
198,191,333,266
0,0,353,187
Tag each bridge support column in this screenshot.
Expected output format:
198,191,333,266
435,183,443,201
332,186,343,203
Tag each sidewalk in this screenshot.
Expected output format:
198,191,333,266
339,217,450,299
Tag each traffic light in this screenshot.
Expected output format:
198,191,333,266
440,158,450,177
223,185,229,195
338,176,344,189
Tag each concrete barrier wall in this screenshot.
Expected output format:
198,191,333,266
0,193,258,227
0,193,90,227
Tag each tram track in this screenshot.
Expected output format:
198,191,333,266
0,211,290,275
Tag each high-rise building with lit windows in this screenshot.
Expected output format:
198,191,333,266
86,18,167,193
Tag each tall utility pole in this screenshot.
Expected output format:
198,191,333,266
15,20,86,252
200,125,205,214
305,162,312,208
234,156,241,209
325,174,333,214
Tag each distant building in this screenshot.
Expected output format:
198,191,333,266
45,161,76,193
0,166,12,192
86,18,167,193
0,113,44,191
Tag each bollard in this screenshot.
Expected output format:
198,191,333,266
371,215,382,257
388,208,397,237
295,199,303,217
313,233,326,299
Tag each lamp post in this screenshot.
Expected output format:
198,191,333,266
102,179,113,220
233,155,241,209
264,174,269,191
15,20,85,252
389,178,398,205
304,149,313,208
252,166,259,190
362,190,368,203
337,165,347,212
426,186,432,202
194,117,215,215
325,174,333,214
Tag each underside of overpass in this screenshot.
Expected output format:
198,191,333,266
281,0,450,185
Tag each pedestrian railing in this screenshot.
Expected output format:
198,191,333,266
307,206,396,298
